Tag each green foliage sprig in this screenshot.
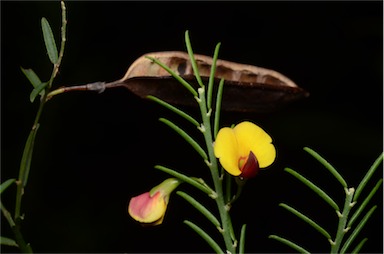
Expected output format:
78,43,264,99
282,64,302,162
0,2,67,252
270,148,383,253
147,31,242,253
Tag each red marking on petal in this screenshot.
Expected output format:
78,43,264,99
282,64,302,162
240,151,259,178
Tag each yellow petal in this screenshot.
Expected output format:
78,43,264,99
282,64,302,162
234,121,276,168
214,127,241,176
251,142,276,168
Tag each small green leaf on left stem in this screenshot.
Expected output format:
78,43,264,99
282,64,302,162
19,124,39,187
0,236,18,247
41,17,58,64
0,179,16,195
20,68,42,88
30,82,48,102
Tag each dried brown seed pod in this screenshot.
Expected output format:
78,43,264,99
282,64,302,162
115,51,308,112
51,51,309,112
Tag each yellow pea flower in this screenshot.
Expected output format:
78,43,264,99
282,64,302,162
214,121,276,178
128,178,181,226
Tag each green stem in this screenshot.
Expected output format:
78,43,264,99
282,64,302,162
13,3,67,252
340,206,377,254
330,187,355,253
1,201,33,253
197,87,236,253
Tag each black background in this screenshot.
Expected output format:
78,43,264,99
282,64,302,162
1,1,383,253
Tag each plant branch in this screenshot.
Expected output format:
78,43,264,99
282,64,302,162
11,2,67,252
330,187,355,253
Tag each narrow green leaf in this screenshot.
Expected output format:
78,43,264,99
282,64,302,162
20,68,42,88
159,118,208,160
184,220,224,254
19,124,39,187
239,224,247,254
340,206,377,254
279,203,332,240
147,95,199,127
285,167,340,211
351,238,368,254
154,165,214,196
213,78,224,139
41,17,58,64
226,210,236,242
146,56,197,96
207,42,221,110
1,200,15,228
354,152,383,201
0,179,16,195
0,236,18,247
177,191,221,227
30,82,48,103
304,147,348,188
269,235,310,254
185,31,204,87
348,179,382,227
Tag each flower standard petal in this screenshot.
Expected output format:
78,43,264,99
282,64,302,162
251,141,276,168
214,127,242,176
234,121,276,168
